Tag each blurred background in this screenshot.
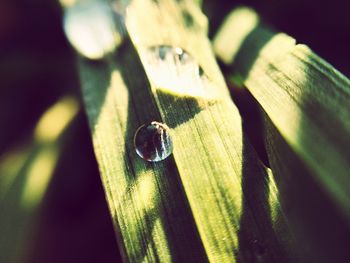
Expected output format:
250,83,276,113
0,0,349,262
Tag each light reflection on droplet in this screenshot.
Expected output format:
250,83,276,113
134,121,173,162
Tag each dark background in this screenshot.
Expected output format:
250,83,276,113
0,0,349,262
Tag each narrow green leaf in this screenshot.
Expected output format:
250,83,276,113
214,6,350,261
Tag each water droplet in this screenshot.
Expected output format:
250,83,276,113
134,121,173,162
63,0,122,60
144,46,220,99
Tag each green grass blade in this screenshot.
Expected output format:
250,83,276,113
214,6,350,261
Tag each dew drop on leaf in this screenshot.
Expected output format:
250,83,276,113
134,121,173,162
143,45,220,99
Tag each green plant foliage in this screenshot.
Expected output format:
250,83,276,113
214,7,350,262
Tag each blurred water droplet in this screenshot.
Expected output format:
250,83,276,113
144,46,218,99
134,121,173,162
63,0,122,60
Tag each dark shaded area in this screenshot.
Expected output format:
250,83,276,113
155,89,204,129
228,83,270,168
0,0,122,262
237,133,292,263
223,24,275,167
233,85,295,262
204,0,350,77
228,26,274,82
